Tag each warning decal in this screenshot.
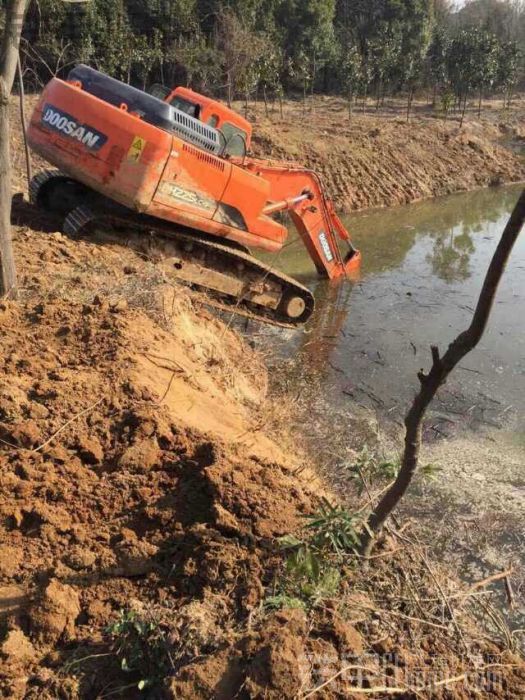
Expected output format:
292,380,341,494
127,136,146,162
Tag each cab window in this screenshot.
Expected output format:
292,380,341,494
148,84,170,100
221,122,248,157
170,96,200,119
207,114,220,128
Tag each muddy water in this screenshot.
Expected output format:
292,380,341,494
259,184,525,639
268,184,525,430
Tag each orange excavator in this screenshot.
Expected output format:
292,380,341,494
27,65,360,327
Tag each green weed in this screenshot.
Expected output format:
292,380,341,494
268,498,362,610
347,446,441,490
346,446,400,494
106,610,172,692
305,497,362,555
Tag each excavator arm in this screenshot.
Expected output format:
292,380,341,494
244,158,361,280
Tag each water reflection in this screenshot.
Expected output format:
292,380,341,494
427,225,475,282
347,185,521,279
296,282,354,382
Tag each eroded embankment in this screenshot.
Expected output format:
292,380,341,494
0,217,524,697
250,96,525,212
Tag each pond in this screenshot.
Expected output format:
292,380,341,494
265,184,525,435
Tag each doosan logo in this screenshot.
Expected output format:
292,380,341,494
41,104,108,151
318,231,334,263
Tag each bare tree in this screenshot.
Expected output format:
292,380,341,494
0,0,29,299
360,188,525,556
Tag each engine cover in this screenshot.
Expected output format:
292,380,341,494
68,64,221,155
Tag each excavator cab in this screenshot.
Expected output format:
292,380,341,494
149,83,252,158
165,87,252,158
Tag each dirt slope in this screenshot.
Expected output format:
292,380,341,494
0,223,315,697
249,95,525,212
1,216,524,697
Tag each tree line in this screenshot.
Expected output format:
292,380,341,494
6,0,525,116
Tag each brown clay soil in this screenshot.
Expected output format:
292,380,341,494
248,94,525,212
1,95,524,698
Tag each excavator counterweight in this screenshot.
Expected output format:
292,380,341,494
27,64,360,327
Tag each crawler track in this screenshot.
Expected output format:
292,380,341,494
30,170,315,328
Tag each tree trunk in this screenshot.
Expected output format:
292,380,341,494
0,0,27,92
311,51,316,112
263,85,269,118
0,78,17,298
478,87,482,118
359,188,525,557
507,85,513,109
17,55,32,188
348,88,353,120
459,91,468,127
375,79,381,111
227,73,232,107
406,86,414,123
0,0,29,299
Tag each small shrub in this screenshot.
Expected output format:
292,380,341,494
107,610,172,691
268,499,362,609
346,446,400,494
420,462,443,480
305,497,362,556
264,594,306,611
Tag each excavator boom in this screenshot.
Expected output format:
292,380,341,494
243,157,360,279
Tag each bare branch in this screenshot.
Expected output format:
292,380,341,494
360,188,525,556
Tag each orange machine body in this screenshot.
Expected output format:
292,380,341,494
28,74,360,277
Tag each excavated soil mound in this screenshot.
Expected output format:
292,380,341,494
251,96,525,212
0,291,317,698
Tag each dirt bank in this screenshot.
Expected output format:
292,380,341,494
249,95,525,212
1,210,524,697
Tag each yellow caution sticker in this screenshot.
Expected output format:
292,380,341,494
127,136,146,162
